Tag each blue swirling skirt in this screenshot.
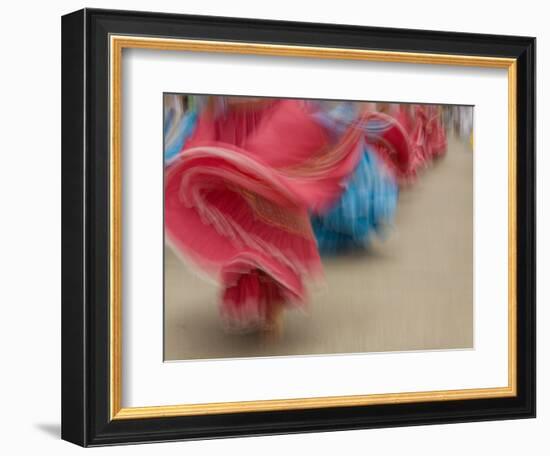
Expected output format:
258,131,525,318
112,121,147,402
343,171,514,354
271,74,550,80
164,109,198,164
311,148,398,254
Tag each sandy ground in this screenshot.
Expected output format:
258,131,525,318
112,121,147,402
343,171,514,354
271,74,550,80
164,134,473,360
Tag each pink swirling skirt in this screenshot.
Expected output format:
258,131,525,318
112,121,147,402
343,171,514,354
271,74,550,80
165,99,364,328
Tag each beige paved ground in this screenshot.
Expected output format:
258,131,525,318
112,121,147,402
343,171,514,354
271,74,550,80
164,134,473,360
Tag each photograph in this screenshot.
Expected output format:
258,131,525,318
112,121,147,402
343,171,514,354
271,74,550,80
163,94,475,361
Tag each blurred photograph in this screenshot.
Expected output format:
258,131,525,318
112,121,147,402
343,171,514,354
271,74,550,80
163,94,474,361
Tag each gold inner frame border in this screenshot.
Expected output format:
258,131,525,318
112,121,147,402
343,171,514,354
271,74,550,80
109,35,517,420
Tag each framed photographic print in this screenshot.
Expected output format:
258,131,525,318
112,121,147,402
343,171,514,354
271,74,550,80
61,8,536,447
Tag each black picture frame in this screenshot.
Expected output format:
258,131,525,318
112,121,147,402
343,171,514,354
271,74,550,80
62,8,536,447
